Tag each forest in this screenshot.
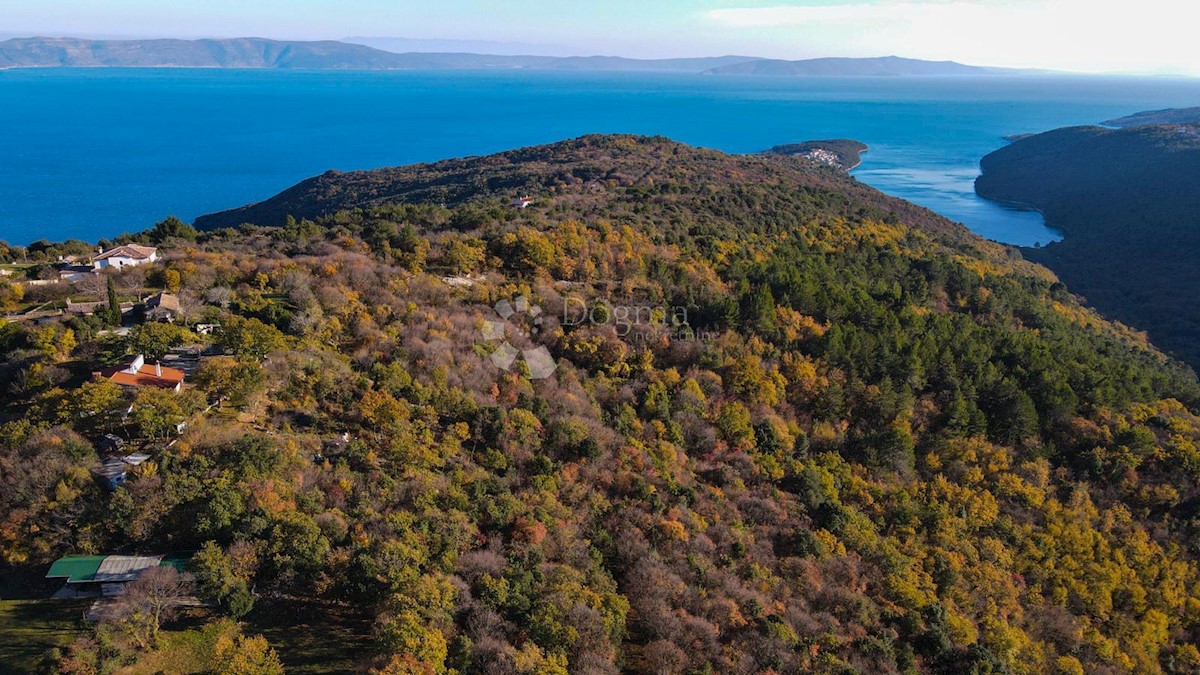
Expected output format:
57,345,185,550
2,135,1200,673
975,119,1200,369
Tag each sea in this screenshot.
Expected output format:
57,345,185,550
3,68,1200,247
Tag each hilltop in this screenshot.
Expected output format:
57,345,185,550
975,119,1200,367
195,135,950,239
4,135,1200,673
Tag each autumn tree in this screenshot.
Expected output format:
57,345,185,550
193,357,266,407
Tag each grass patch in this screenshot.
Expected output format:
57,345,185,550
0,599,90,673
244,599,375,674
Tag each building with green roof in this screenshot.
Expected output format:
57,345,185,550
45,555,107,583
46,553,192,596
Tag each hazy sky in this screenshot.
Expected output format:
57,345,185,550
3,0,1197,75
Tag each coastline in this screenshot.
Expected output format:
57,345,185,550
972,182,1064,245
846,145,868,171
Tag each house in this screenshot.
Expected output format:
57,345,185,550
512,196,535,209
97,433,127,455
145,291,182,322
94,354,185,392
94,457,128,490
92,244,158,270
46,553,191,599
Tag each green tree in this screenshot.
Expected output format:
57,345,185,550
60,380,127,432
127,322,193,360
191,541,255,619
130,387,187,439
743,285,778,335
151,215,198,242
106,276,122,326
263,510,330,578
218,316,285,360
717,401,756,449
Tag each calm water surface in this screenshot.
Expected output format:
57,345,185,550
3,68,1200,246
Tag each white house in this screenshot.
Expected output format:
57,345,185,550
93,244,159,270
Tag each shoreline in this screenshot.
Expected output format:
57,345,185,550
846,146,868,171
972,184,1065,246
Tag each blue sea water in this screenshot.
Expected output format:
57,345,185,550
3,68,1200,247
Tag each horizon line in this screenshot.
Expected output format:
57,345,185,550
2,34,1198,78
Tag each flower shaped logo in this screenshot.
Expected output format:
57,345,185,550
481,295,556,380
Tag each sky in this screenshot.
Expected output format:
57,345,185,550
3,0,1198,75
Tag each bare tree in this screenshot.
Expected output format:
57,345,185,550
111,566,196,648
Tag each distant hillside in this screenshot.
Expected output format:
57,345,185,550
976,120,1200,366
344,36,572,57
535,55,757,72
0,37,414,69
1105,106,1200,127
0,37,1023,75
705,55,997,76
764,139,869,170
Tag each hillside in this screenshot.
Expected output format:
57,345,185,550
975,121,1200,367
195,136,946,238
0,38,1021,75
1105,107,1200,127
5,135,1200,673
0,37,417,70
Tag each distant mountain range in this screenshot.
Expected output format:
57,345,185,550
0,37,1020,75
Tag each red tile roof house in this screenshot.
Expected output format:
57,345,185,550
94,354,185,392
92,244,159,270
